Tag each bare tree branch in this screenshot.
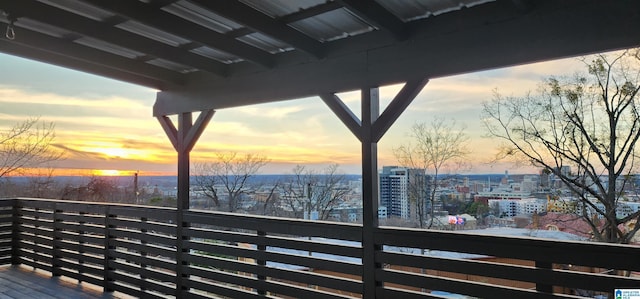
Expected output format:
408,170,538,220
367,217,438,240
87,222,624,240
482,49,640,243
279,164,348,221
193,152,269,212
0,117,64,178
394,117,470,228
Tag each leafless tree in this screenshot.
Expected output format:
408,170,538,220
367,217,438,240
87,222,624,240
482,49,640,243
394,118,470,228
254,182,281,216
86,176,118,202
193,152,269,212
25,167,57,198
280,164,349,221
0,118,63,178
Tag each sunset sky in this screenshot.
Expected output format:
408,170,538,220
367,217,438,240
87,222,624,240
0,51,599,176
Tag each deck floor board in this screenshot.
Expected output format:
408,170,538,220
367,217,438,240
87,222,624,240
0,266,129,299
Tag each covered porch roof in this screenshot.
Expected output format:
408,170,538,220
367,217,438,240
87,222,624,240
2,2,640,298
1,0,638,116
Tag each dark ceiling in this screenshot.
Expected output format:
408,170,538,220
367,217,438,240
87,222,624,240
1,0,639,116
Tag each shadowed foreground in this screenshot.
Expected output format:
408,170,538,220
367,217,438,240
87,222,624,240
0,266,127,299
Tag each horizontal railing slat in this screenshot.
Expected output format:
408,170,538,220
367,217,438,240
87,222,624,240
17,218,54,229
110,230,176,247
259,264,362,293
109,206,176,221
378,269,572,299
376,227,640,271
376,250,636,293
108,282,146,298
58,222,105,235
57,259,104,276
187,239,362,276
110,271,176,298
109,218,176,234
111,239,177,257
57,268,104,287
111,252,176,271
186,210,362,241
256,278,355,299
185,264,261,292
109,260,177,284
17,237,54,250
184,277,263,299
111,271,176,296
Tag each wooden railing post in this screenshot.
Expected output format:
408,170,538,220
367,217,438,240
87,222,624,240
140,216,148,294
78,210,87,281
11,198,19,265
257,230,267,296
52,203,62,277
103,206,115,293
176,209,189,298
535,261,553,293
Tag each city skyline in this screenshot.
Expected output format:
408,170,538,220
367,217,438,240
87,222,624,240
0,51,603,176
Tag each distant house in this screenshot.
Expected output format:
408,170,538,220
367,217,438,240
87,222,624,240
525,212,598,239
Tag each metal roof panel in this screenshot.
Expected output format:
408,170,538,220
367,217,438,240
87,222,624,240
239,0,326,18
11,18,71,38
74,36,143,59
162,0,243,34
290,8,374,42
237,32,293,54
116,20,191,47
37,0,114,21
191,46,243,64
146,58,196,73
375,0,496,21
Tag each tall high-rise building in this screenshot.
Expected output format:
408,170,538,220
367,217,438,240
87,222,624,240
379,166,430,221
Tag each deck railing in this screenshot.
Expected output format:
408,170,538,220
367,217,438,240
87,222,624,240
0,198,638,298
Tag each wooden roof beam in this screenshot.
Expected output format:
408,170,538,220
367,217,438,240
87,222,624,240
83,0,275,68
188,0,325,58
0,0,228,77
0,23,184,87
0,39,169,89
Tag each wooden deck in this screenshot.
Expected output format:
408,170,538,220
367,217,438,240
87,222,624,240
0,266,128,299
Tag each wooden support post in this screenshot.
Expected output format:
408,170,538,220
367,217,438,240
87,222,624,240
321,79,428,298
361,87,380,299
157,109,214,298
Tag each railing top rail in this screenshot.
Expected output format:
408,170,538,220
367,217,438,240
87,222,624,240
376,226,640,270
13,197,176,211
186,209,363,241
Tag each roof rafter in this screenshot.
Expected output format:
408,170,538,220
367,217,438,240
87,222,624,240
0,22,184,87
279,2,344,24
188,0,325,58
82,0,274,68
0,0,228,77
225,2,344,40
0,39,168,89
